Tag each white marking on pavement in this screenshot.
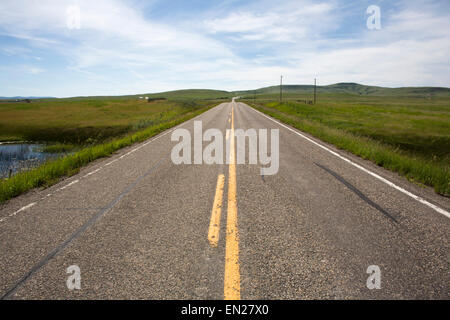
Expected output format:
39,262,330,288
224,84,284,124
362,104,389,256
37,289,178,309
247,104,450,219
13,203,36,215
59,179,79,190
40,193,53,200
0,202,36,223
83,168,101,178
105,159,118,166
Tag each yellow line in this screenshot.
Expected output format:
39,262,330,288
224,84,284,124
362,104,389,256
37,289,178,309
224,103,240,300
208,174,225,247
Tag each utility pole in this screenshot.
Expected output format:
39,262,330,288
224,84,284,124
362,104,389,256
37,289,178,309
280,75,283,103
254,90,256,103
314,78,317,105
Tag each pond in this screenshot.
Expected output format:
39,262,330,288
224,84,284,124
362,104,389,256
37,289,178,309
0,143,63,179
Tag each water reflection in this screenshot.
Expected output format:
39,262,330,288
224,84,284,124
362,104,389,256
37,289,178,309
0,143,60,178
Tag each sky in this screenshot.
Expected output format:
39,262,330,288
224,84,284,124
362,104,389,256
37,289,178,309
0,0,449,97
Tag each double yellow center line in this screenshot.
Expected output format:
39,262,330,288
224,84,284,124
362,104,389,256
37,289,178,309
224,105,240,300
207,104,240,300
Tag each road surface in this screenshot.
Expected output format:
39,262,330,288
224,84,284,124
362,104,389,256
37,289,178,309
0,101,449,299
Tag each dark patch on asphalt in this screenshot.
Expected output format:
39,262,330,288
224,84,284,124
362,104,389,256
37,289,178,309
1,157,166,300
315,163,398,223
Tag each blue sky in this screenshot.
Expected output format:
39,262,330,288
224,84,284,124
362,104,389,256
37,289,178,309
0,0,449,97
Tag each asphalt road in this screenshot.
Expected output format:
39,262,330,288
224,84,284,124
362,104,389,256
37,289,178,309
0,100,449,299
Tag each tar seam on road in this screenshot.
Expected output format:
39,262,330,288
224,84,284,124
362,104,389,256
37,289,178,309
64,207,109,211
224,103,240,300
247,104,450,219
315,163,398,223
0,157,166,300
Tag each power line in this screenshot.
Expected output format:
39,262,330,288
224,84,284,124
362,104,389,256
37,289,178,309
314,78,316,104
280,75,283,103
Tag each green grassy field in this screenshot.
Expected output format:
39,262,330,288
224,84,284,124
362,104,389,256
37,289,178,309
0,94,225,203
240,92,450,196
0,98,221,144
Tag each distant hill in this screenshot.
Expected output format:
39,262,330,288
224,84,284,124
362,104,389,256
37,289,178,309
135,84,450,99
236,83,450,97
141,89,232,100
3,84,450,101
0,96,55,100
64,89,232,101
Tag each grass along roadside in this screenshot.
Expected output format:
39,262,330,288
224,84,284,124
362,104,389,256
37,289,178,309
0,98,214,144
0,102,216,204
246,101,449,196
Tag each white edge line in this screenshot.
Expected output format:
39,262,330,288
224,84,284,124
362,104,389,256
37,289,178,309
0,202,37,223
105,159,118,166
13,202,36,214
83,168,101,178
247,104,450,219
59,179,79,191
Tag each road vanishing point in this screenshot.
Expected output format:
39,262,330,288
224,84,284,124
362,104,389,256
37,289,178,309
0,100,449,299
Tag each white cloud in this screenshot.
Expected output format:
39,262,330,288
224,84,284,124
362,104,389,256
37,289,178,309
28,67,45,74
204,1,336,42
0,0,234,67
